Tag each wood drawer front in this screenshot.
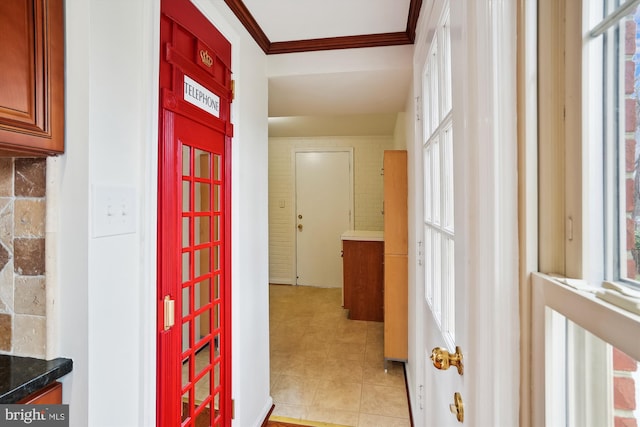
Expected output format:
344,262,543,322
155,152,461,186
18,381,62,404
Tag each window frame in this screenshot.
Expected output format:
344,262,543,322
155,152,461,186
530,0,640,425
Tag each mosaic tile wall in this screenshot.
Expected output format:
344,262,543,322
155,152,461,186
0,158,47,358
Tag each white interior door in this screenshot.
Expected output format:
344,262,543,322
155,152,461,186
295,150,352,287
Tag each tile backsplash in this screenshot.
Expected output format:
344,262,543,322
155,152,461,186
0,158,47,358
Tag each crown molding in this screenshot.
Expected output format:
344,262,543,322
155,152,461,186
223,0,423,55
269,32,412,54
406,0,424,42
222,0,270,52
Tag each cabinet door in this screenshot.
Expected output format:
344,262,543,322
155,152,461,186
383,151,408,255
384,254,408,360
0,0,64,155
342,240,384,321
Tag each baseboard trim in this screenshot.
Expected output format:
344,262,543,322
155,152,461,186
269,278,293,285
402,363,414,427
260,404,275,427
268,415,352,427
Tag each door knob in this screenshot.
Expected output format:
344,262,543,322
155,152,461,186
449,392,464,423
297,224,303,231
431,346,464,375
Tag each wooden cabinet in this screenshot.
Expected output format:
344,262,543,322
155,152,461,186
18,382,62,404
342,238,384,322
0,0,65,156
383,150,408,363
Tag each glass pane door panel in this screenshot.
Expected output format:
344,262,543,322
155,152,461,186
214,216,220,242
432,138,441,226
180,140,221,427
213,154,221,181
195,183,210,212
194,217,210,245
424,145,432,222
195,149,210,179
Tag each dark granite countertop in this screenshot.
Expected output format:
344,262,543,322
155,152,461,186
0,355,73,403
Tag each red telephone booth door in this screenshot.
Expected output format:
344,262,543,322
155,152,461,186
157,1,233,426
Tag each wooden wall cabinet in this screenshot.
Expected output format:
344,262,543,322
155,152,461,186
0,0,65,156
383,150,408,364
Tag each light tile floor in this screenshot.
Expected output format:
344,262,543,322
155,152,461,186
269,284,411,427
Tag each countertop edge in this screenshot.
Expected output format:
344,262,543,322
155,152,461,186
340,230,384,242
0,357,73,404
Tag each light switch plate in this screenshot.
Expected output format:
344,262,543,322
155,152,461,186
92,185,137,237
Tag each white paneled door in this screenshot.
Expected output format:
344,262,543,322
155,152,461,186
295,150,352,288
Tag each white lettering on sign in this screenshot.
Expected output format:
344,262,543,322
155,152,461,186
183,75,220,117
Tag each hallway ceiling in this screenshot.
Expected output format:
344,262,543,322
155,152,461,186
223,0,421,54
221,0,422,135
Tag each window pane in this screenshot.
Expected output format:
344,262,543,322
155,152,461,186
619,9,640,282
424,145,432,222
443,236,455,340
433,231,442,322
440,13,452,116
546,309,640,426
432,138,441,226
599,6,640,283
182,145,191,176
195,149,210,179
430,44,440,132
443,126,454,231
425,225,433,304
213,154,222,181
423,67,432,138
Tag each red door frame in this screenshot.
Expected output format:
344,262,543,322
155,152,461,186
157,1,233,425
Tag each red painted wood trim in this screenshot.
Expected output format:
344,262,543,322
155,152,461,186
223,0,423,54
162,0,231,64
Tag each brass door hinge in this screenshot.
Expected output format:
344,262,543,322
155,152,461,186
231,399,235,419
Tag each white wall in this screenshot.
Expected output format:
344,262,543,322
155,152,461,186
194,2,273,425
268,136,394,284
393,112,408,150
52,0,271,426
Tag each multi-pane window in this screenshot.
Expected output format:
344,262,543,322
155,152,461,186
423,7,454,342
579,0,640,286
591,3,640,424
593,0,640,286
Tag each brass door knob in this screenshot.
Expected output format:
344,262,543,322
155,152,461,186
431,346,464,375
297,224,303,231
449,392,464,423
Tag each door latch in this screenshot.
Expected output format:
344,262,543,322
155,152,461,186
164,295,175,330
450,392,464,423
